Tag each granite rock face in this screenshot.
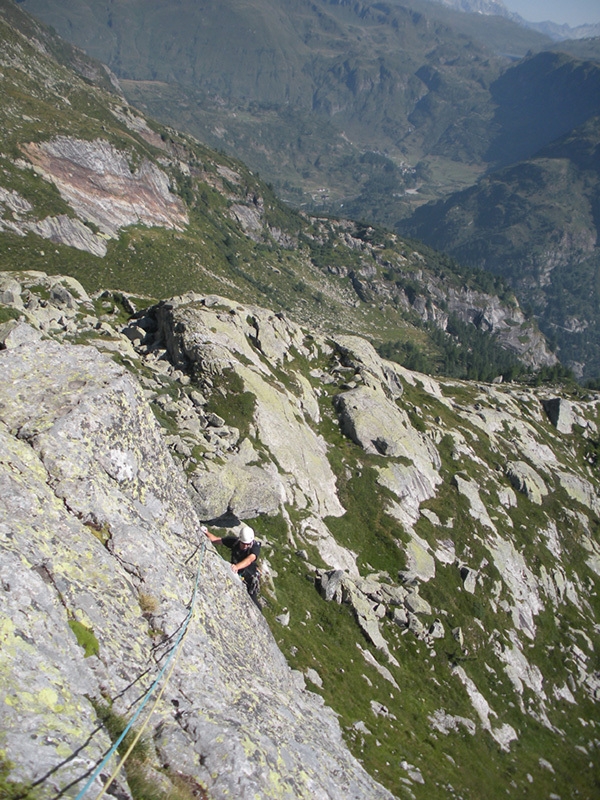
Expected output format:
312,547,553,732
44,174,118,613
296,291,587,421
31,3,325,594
23,137,188,239
1,272,600,800
0,333,394,800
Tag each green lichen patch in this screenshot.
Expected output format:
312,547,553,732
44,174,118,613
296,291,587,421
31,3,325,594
84,521,111,547
67,619,99,658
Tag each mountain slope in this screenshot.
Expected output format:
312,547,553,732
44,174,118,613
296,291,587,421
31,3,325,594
16,0,517,212
15,1,600,378
0,0,556,379
484,51,600,167
1,4,599,798
398,114,600,378
13,2,597,232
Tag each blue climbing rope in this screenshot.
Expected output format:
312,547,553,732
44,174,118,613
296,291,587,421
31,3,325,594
74,537,207,800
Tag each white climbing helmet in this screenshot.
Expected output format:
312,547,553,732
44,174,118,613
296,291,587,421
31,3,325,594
239,525,255,544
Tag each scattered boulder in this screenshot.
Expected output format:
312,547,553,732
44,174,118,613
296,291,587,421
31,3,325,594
0,274,24,307
276,609,290,626
505,460,548,505
0,320,43,349
452,627,464,647
319,569,346,603
542,397,574,434
306,668,323,688
404,590,432,616
392,607,409,627
460,565,478,594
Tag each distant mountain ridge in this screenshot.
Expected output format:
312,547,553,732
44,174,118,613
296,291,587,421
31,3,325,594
17,0,549,212
428,0,600,40
429,0,511,17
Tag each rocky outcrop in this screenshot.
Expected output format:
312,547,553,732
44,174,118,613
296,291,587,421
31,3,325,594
18,137,188,251
1,271,599,800
542,396,574,434
0,187,108,256
320,220,557,372
439,285,557,369
153,294,345,521
0,329,393,800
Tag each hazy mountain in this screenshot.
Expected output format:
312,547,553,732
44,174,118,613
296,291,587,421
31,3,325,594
428,0,600,41
17,0,551,212
525,20,600,42
432,0,508,13
399,112,600,378
13,4,599,381
548,36,600,63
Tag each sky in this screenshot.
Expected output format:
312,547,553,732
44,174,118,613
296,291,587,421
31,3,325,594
502,1,600,27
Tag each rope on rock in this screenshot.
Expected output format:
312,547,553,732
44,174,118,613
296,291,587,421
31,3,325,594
74,537,207,800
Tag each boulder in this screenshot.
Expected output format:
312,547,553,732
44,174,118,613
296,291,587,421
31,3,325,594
542,397,574,434
460,565,478,594
0,320,43,349
404,590,432,616
191,462,283,520
0,274,24,307
319,570,346,603
391,607,409,627
335,385,425,460
505,461,548,505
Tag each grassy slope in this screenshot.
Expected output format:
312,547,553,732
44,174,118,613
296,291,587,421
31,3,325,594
241,358,600,800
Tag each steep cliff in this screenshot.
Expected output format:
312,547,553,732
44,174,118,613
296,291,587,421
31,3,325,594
0,274,394,800
1,272,599,799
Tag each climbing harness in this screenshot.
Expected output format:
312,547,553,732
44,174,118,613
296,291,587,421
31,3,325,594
74,536,207,800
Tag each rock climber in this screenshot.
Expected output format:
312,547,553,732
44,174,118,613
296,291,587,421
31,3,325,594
202,523,261,608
